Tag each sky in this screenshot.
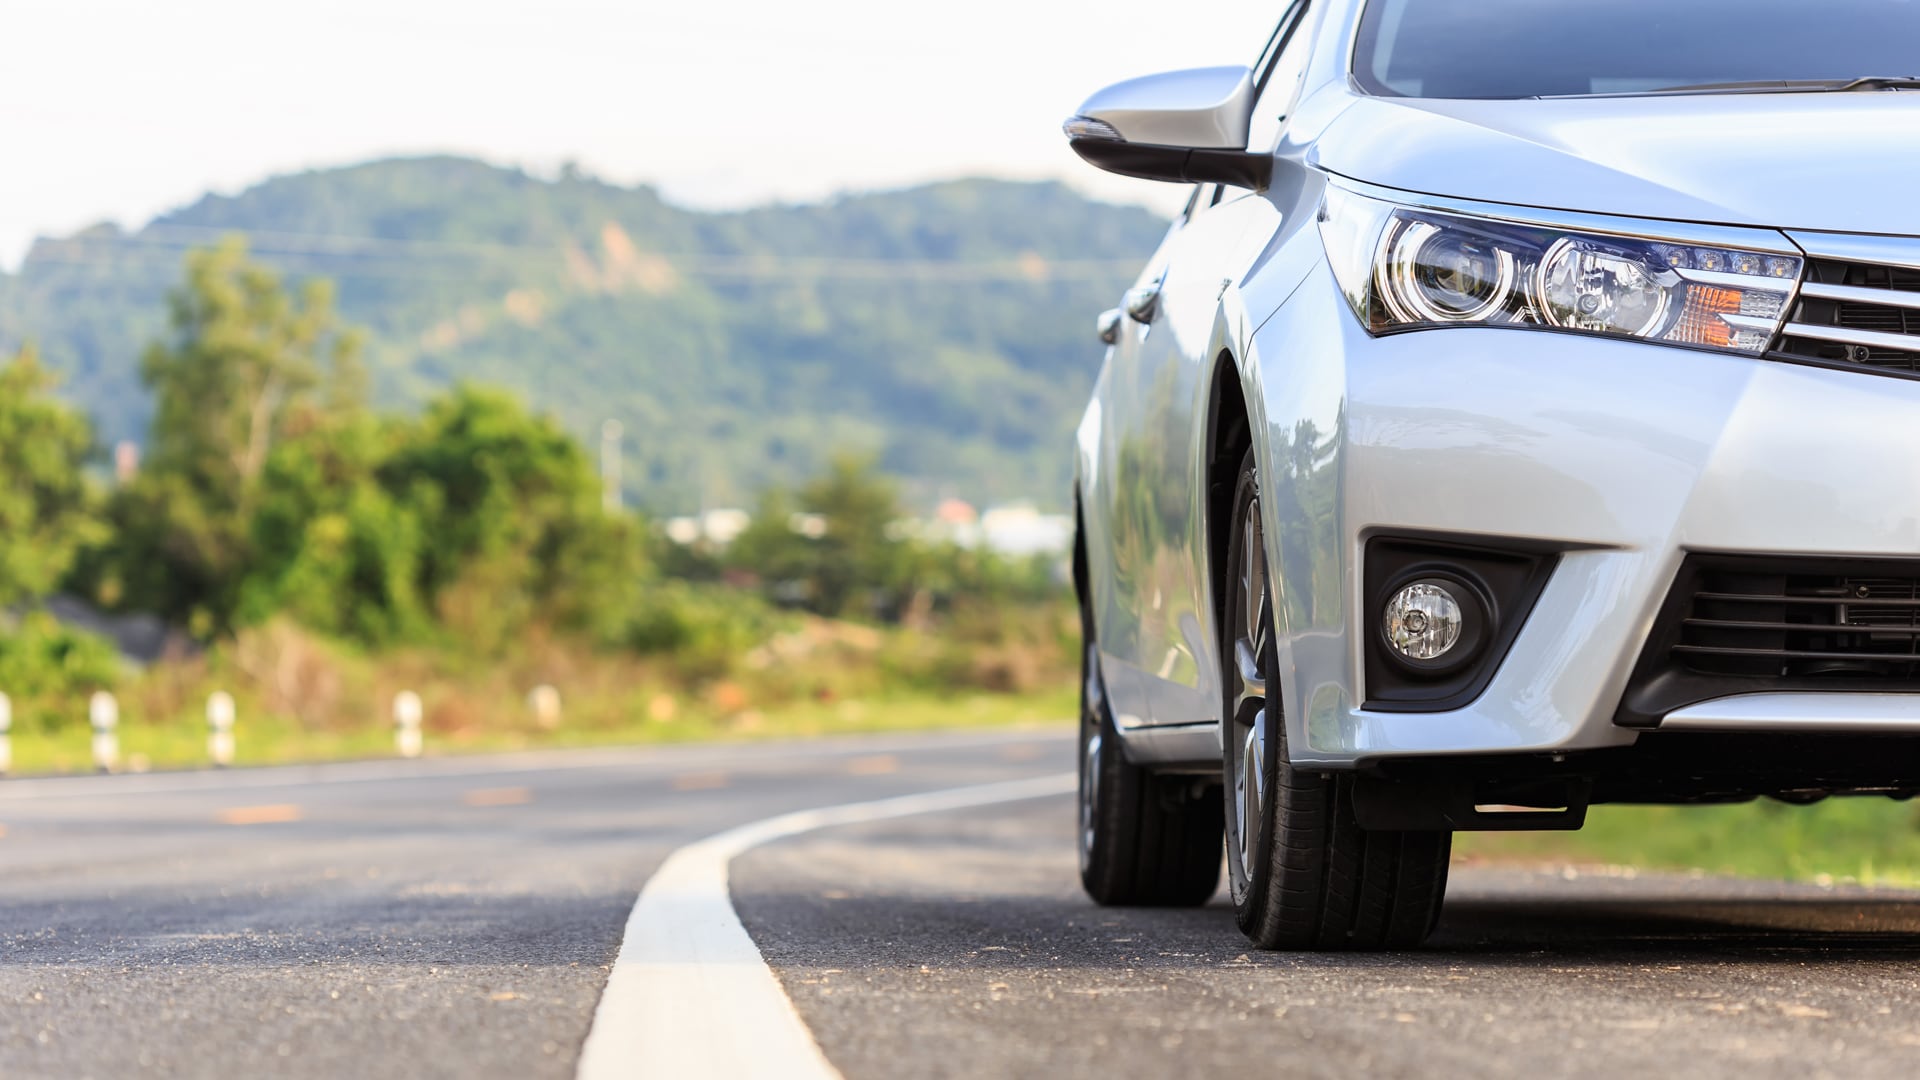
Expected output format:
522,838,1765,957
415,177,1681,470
1,0,1282,267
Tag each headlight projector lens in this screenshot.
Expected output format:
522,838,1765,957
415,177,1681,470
1533,237,1671,337
1384,582,1464,661
1385,222,1515,323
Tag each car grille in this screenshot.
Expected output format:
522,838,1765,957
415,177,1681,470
1676,562,1920,678
1617,554,1920,727
1773,234,1920,374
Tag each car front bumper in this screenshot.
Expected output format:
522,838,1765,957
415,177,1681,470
1252,266,1920,768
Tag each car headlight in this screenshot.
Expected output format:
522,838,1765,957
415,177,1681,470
1318,185,1803,356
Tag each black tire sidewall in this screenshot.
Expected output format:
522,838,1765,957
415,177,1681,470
1076,523,1223,908
1076,564,1129,894
1077,631,1105,879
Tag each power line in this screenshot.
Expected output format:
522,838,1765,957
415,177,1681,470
20,228,1143,284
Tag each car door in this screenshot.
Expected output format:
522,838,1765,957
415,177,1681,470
1099,0,1314,730
1090,186,1207,731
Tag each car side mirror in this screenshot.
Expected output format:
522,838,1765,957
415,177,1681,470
1062,66,1273,191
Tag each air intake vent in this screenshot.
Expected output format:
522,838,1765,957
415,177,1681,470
1677,566,1920,677
1617,554,1920,728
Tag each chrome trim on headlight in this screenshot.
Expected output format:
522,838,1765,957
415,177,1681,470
1327,176,1807,253
1789,230,1920,273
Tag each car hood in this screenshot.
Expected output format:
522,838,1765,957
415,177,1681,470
1312,93,1920,237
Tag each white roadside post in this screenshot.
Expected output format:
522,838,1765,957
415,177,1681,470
89,690,120,774
207,691,236,768
0,692,12,776
529,684,562,730
393,691,423,759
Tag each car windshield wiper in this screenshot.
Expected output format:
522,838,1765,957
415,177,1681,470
1540,76,1920,99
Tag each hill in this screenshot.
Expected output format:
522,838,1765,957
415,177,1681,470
0,158,1167,510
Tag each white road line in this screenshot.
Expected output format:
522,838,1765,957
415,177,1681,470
0,729,1064,801
575,771,1078,1080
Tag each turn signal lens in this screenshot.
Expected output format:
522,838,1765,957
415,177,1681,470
1666,286,1741,348
1062,116,1124,142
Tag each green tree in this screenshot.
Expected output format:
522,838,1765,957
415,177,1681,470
142,238,364,494
96,238,364,630
0,344,104,606
80,241,653,651
729,454,905,617
379,385,647,649
237,411,428,644
0,612,123,732
801,454,907,616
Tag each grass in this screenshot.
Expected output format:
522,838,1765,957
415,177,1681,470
1456,797,1920,888
0,605,1083,778
3,686,1077,777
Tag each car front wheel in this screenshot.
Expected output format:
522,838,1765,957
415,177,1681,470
1220,448,1451,950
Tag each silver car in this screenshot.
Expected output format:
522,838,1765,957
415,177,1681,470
1064,0,1920,950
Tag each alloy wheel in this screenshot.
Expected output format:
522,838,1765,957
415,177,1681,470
1227,495,1275,894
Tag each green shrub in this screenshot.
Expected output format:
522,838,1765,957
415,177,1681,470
625,581,781,679
0,613,123,731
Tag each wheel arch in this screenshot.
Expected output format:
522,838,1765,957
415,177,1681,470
1072,484,1091,631
1198,332,1307,767
1203,347,1256,658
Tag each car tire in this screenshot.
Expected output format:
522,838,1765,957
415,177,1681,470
1076,544,1223,908
1220,447,1450,950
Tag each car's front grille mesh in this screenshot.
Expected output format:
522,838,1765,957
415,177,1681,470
1676,564,1920,678
1775,256,1920,372
1616,555,1920,727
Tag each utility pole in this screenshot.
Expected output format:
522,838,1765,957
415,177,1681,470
601,419,624,515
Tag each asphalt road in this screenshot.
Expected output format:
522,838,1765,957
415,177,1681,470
4,731,1919,1079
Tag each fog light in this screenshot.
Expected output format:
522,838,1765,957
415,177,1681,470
1384,582,1464,661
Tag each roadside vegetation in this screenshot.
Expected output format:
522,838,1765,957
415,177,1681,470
1458,798,1920,889
0,239,1075,774
9,238,1914,890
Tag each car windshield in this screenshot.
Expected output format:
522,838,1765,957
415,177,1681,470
1354,0,1920,100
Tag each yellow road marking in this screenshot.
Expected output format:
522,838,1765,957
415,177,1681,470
673,771,729,791
844,755,899,776
463,786,533,807
217,804,302,826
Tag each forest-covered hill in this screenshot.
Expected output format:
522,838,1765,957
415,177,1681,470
0,157,1167,510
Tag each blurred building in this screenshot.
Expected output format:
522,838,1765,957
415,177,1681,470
661,501,1071,557
113,440,140,485
977,504,1073,557
663,507,750,547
